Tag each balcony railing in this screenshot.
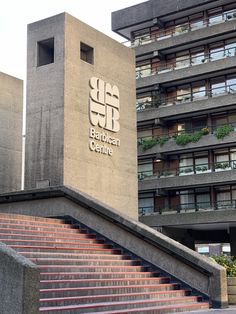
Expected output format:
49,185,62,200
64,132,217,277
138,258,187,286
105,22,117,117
138,160,236,180
139,199,236,216
136,82,236,111
124,9,236,47
138,121,236,146
136,46,236,79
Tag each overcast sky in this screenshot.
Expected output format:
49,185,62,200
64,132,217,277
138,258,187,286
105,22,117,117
0,0,142,80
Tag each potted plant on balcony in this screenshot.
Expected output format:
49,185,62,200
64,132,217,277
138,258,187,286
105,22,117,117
179,167,194,176
210,255,236,305
215,162,231,172
160,170,174,178
195,165,210,174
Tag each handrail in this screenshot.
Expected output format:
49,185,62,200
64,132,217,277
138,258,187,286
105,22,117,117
136,45,236,78
136,82,236,111
139,199,236,215
138,159,236,180
123,9,236,47
137,121,236,143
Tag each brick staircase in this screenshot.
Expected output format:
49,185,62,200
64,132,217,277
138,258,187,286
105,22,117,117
0,213,210,313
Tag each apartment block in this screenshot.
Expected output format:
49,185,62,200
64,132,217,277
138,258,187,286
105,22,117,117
112,0,236,252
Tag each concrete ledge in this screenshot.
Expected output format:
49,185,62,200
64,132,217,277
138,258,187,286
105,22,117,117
0,242,39,314
0,186,228,308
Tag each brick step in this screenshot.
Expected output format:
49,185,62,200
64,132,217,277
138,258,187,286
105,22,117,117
0,213,63,224
0,223,85,234
39,296,202,313
21,252,126,260
0,217,72,228
12,245,121,254
31,258,140,266
0,228,97,239
83,302,210,314
40,283,180,298
40,271,160,280
0,233,103,244
1,239,111,248
40,289,190,307
39,265,147,273
40,277,170,289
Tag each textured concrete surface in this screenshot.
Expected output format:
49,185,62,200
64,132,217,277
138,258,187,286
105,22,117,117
25,13,138,219
0,72,22,193
183,306,236,313
0,186,229,308
0,242,39,314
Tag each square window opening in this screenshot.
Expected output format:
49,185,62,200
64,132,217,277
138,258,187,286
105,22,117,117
80,42,94,64
37,38,54,67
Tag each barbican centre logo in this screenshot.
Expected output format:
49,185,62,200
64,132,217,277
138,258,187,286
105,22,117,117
88,77,121,156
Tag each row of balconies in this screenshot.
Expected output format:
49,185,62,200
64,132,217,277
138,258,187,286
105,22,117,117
134,9,236,56
136,45,236,80
139,199,236,216
138,165,236,191
127,9,236,49
136,52,236,89
138,123,236,155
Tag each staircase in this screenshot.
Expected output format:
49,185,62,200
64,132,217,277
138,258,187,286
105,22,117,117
0,213,210,313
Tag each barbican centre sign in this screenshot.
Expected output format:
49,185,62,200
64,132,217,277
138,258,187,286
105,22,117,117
89,77,121,156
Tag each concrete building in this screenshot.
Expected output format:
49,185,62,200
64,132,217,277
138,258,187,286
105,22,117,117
112,0,236,253
0,72,23,192
25,13,137,219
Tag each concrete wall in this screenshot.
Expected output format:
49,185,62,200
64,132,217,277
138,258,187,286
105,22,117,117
0,72,22,192
0,186,228,308
25,13,138,220
0,242,39,314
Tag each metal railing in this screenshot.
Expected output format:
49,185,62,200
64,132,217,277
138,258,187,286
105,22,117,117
138,160,236,180
124,9,236,48
136,46,236,79
136,82,236,111
139,199,236,215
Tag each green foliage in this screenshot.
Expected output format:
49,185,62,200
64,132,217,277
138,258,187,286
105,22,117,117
210,255,236,277
174,127,209,146
215,162,230,169
214,124,234,140
141,136,169,151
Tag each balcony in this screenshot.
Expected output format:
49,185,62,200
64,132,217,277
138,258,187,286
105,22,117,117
136,53,236,89
139,199,236,216
137,83,236,122
138,123,236,155
138,160,236,191
128,10,236,55
136,46,236,80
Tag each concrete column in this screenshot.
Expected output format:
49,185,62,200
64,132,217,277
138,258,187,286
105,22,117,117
230,227,236,257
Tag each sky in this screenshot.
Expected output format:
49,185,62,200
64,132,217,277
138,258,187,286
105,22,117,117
0,0,142,80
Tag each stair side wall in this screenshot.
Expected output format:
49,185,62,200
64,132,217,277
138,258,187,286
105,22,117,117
0,242,40,314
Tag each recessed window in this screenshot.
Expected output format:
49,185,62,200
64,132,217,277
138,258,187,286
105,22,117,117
37,38,54,67
80,42,94,64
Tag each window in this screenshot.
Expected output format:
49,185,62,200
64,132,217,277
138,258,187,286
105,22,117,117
37,38,54,67
80,42,94,64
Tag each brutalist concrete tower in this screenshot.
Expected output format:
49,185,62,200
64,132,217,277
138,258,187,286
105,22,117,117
0,72,22,192
25,13,138,219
